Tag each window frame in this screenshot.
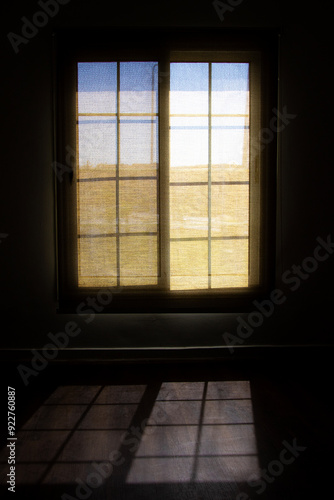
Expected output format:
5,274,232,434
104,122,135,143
54,28,278,313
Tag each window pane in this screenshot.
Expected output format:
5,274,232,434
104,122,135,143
78,116,117,174
211,184,249,238
120,62,158,114
78,237,117,287
170,117,208,169
120,116,158,169
119,179,158,233
78,180,116,236
170,63,208,115
211,239,248,288
170,185,208,239
120,235,158,286
170,240,208,290
211,63,249,115
170,165,208,184
78,63,117,114
211,116,249,168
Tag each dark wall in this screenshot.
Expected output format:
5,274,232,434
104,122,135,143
1,0,333,357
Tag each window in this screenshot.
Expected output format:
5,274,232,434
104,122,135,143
55,29,278,312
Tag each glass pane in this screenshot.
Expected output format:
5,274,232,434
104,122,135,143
211,116,249,168
211,63,249,115
170,117,208,169
211,164,248,184
78,236,117,287
170,165,208,184
120,62,158,114
77,62,117,114
78,116,117,173
170,185,208,239
211,184,249,238
78,180,116,236
119,179,158,233
120,235,158,286
211,239,248,288
170,63,208,115
120,116,158,168
170,240,208,290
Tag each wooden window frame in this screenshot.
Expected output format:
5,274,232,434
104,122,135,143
54,28,278,313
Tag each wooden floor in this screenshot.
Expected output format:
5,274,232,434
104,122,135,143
0,357,333,499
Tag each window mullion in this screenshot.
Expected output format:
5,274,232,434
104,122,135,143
159,56,170,290
208,62,212,289
116,61,121,287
